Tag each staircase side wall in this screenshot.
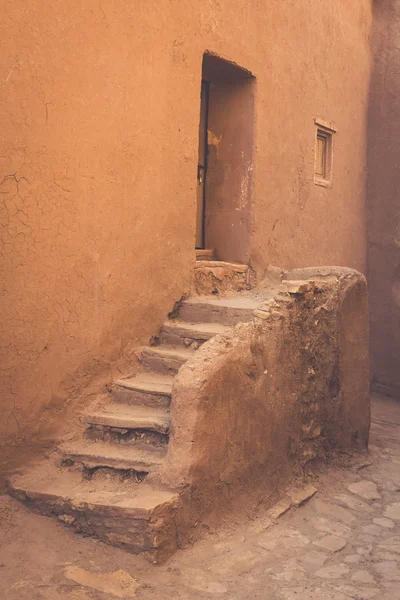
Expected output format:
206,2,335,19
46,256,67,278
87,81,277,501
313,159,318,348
155,270,369,547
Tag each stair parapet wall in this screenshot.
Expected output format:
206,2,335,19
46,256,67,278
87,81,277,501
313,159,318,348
150,268,370,548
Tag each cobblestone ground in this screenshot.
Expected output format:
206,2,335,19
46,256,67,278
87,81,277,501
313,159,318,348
1,393,399,600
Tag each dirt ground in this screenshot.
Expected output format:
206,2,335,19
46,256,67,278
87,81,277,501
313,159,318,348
0,393,399,600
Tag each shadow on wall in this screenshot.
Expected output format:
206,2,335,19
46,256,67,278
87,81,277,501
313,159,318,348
368,0,400,398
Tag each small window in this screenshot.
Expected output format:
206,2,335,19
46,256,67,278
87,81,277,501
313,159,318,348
316,131,328,177
314,118,336,186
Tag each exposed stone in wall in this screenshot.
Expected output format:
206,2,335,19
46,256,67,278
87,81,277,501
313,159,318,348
194,261,254,294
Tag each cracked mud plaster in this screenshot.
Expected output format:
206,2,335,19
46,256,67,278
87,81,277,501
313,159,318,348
0,146,189,456
0,150,83,443
0,144,190,458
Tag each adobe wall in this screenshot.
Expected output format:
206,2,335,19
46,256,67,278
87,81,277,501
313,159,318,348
152,270,370,544
368,0,400,398
1,2,372,457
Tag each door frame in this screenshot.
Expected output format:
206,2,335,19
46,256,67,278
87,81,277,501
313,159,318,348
196,80,210,249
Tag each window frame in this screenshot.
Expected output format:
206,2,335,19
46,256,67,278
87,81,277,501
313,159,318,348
314,118,336,187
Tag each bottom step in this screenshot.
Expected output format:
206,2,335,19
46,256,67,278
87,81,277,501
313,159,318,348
8,462,178,562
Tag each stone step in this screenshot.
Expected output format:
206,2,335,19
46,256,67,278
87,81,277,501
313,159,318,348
141,345,195,375
85,405,170,435
179,295,260,326
58,440,166,472
195,260,248,272
8,463,177,560
113,373,173,408
159,320,229,347
195,248,214,261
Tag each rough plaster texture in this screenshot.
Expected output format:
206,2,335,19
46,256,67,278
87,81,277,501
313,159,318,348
149,271,370,548
1,2,372,459
368,0,400,398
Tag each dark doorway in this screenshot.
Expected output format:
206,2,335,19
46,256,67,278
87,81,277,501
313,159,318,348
196,81,209,249
195,53,255,264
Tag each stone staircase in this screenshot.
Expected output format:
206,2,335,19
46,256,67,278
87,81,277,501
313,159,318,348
9,258,259,561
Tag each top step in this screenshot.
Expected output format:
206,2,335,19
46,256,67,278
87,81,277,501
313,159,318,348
195,248,214,261
194,260,248,272
179,295,260,326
